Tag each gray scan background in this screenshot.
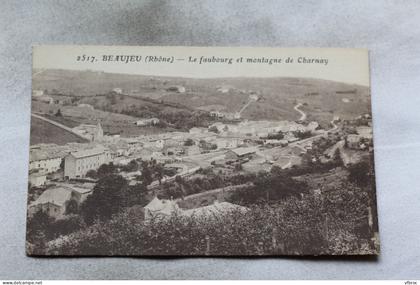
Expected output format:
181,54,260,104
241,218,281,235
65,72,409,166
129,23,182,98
1,0,420,280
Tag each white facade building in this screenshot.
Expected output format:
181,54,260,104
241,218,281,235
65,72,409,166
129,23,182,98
113,88,123,94
29,172,47,187
29,146,67,174
29,156,62,174
134,118,160,126
64,147,110,179
214,137,241,149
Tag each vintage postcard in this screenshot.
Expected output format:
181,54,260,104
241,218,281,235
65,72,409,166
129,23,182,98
27,46,379,256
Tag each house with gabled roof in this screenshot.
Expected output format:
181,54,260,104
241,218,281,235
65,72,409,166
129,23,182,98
225,146,258,160
144,197,180,221
28,184,93,219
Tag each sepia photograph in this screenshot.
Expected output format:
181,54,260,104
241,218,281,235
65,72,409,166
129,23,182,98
26,46,379,256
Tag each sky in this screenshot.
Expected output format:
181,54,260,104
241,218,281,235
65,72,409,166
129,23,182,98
33,45,370,86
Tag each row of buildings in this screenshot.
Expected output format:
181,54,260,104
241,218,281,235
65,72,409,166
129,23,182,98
29,118,324,185
29,144,112,185
27,114,340,220
208,120,319,138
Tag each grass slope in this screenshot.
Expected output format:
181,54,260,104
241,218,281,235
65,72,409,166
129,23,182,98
30,117,87,145
33,69,371,127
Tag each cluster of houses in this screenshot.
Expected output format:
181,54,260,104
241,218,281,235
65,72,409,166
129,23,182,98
208,94,260,121
32,90,54,104
208,120,319,138
134,118,160,126
28,102,373,221
28,144,112,218
25,126,265,219
28,117,324,217
318,124,373,166
209,111,241,120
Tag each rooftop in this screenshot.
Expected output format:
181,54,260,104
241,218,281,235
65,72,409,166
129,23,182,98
30,184,94,208
66,184,93,194
29,171,47,177
30,187,72,207
144,197,179,216
68,147,106,159
229,146,258,156
30,146,70,162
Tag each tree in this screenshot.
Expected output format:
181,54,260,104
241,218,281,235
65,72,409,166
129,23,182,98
184,138,195,146
199,140,217,151
110,93,117,105
154,163,164,185
49,215,84,238
163,167,177,177
122,159,139,172
294,130,312,140
232,170,309,205
266,132,284,140
208,126,219,133
140,161,153,187
81,175,128,224
26,210,54,246
174,175,186,199
125,183,148,207
348,161,372,187
97,163,116,179
332,148,343,166
174,175,184,185
65,199,79,215
55,109,62,117
86,169,98,179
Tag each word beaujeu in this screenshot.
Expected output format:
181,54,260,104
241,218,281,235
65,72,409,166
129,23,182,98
101,55,175,64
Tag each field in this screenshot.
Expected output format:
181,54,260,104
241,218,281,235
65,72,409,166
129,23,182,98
31,100,182,139
33,69,371,127
30,117,87,145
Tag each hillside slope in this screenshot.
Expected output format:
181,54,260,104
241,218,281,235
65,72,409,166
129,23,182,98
33,69,371,126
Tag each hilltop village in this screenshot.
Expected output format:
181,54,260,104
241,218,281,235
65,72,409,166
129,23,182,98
27,74,378,255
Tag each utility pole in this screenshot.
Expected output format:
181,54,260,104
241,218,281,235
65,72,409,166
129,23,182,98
324,213,329,241
205,235,210,256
